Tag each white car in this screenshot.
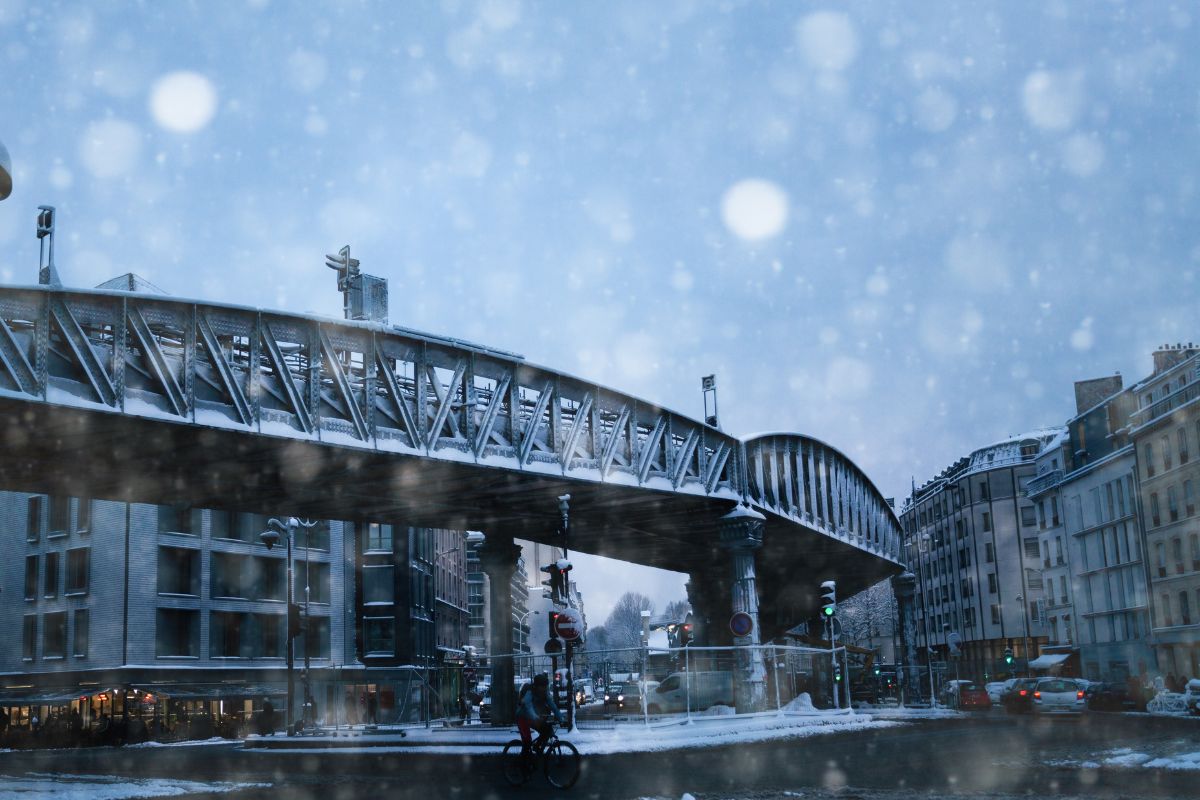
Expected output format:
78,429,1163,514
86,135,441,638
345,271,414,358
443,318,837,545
1032,678,1086,712
985,681,1011,704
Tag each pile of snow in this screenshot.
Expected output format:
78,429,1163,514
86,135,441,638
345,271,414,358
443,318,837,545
1144,751,1200,770
782,693,816,713
0,774,268,800
1103,748,1152,767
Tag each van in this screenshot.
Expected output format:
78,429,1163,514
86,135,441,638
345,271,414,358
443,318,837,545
646,671,734,714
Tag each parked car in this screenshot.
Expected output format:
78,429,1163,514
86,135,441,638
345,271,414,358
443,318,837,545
984,681,1012,704
1084,681,1139,712
647,672,734,715
574,679,595,705
940,681,992,710
1001,678,1040,714
1031,678,1086,713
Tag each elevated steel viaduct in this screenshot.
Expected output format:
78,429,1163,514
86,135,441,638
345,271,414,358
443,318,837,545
0,284,904,716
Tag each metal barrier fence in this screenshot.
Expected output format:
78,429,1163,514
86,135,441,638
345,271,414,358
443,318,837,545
481,643,849,727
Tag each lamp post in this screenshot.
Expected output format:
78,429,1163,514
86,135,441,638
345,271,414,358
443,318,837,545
1015,593,1032,677
908,533,939,703
261,516,319,735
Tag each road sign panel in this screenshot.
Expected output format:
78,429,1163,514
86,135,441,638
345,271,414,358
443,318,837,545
544,638,563,655
729,611,754,637
554,607,584,641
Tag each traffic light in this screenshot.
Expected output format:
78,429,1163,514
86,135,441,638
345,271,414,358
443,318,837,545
680,623,693,647
1004,647,1014,665
820,580,837,618
287,602,303,640
834,668,842,683
548,610,560,640
874,664,881,677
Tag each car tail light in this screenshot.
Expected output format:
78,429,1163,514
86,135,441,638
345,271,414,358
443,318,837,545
1077,690,1084,699
1019,689,1027,697
1034,691,1041,699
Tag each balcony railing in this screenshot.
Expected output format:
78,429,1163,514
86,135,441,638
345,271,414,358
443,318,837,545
1025,469,1063,498
1133,373,1200,429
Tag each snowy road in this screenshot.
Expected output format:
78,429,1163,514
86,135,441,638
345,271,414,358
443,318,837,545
0,714,1196,799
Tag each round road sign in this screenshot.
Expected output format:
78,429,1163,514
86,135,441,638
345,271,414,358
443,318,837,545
554,607,584,641
543,638,563,655
729,612,754,637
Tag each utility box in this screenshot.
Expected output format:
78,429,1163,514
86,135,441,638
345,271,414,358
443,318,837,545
349,273,388,324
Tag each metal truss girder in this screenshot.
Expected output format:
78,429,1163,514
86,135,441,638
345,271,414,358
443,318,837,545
127,305,187,417
518,380,554,465
559,391,593,468
0,317,38,395
637,415,668,483
49,297,116,406
196,313,253,426
318,328,369,441
374,347,421,449
426,359,467,447
261,319,313,434
705,441,730,493
474,372,511,457
599,403,631,476
670,427,699,489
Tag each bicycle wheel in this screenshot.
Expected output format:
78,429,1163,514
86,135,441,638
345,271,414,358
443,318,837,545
502,739,532,786
543,739,581,789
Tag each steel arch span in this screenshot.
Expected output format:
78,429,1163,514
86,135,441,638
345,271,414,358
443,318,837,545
0,285,902,606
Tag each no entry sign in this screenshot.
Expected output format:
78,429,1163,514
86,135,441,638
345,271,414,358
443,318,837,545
554,607,584,641
729,611,754,637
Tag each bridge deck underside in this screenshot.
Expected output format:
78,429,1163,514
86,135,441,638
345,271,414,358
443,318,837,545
0,399,896,629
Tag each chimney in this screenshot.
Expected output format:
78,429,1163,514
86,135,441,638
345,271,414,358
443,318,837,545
1152,343,1200,375
1074,375,1123,415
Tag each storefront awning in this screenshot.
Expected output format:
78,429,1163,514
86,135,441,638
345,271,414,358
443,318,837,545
138,684,287,700
0,689,87,706
1028,653,1071,670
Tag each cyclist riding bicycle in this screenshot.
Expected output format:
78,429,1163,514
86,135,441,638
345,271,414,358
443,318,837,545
516,673,564,758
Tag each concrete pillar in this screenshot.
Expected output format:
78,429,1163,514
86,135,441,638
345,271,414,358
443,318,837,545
720,505,767,712
478,534,522,725
891,571,917,704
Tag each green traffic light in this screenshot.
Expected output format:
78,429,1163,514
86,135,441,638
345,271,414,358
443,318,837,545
823,606,835,616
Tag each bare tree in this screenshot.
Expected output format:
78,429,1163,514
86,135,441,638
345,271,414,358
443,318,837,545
602,592,655,650
662,599,691,622
837,580,896,649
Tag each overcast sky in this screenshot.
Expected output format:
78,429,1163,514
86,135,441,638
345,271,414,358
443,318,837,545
1,1,1195,619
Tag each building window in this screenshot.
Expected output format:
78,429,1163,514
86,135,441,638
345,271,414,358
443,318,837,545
294,562,330,605
1021,506,1037,527
235,512,266,541
1191,533,1200,572
210,611,246,658
1023,538,1040,559
1161,594,1173,627
1055,537,1065,566
73,609,89,658
210,509,233,540
76,498,91,532
963,607,976,627
1157,542,1167,578
43,551,59,598
1145,444,1155,477
211,552,248,599
1181,592,1193,626
156,609,200,657
47,496,70,536
979,481,990,501
24,555,38,601
158,504,196,535
22,616,37,660
294,616,330,660
1051,496,1060,525
366,523,392,553
257,557,286,601
1150,493,1161,527
157,546,200,596
961,578,972,598
1168,486,1180,522
1042,541,1051,568
255,613,284,658
27,496,42,541
364,617,395,655
43,611,66,658
1179,428,1190,465
302,521,330,552
1186,481,1196,517
1059,576,1069,605
988,573,998,594
985,542,995,563
1173,538,1184,574
1161,435,1172,470
982,511,992,532
66,547,90,595
990,604,1001,625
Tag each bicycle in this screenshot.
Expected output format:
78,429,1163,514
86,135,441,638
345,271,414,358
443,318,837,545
502,721,581,789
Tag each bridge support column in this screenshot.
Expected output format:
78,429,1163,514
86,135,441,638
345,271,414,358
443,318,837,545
891,571,918,705
719,506,767,713
478,534,522,725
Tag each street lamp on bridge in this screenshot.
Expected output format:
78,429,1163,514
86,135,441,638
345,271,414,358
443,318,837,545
260,516,320,735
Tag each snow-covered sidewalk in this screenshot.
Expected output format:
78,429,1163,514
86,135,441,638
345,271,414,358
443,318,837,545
246,705,905,755
1049,745,1200,771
